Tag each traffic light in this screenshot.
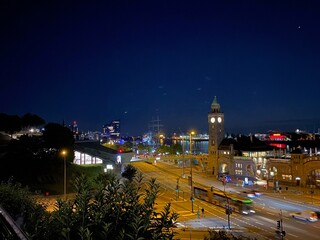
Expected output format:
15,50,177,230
277,220,281,229
225,207,232,215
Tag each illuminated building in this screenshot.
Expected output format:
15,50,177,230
103,120,120,139
208,97,274,182
208,97,320,188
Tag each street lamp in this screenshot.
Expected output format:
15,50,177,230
189,131,195,212
180,136,185,178
189,131,195,154
61,150,67,200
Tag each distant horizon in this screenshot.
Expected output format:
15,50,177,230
2,111,320,137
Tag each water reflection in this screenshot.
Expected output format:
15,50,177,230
170,139,208,154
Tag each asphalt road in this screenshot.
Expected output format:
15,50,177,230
132,160,320,240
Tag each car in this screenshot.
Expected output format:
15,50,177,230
242,191,255,198
290,210,318,222
251,190,262,196
241,190,262,198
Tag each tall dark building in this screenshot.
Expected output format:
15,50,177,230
68,120,79,139
103,120,120,139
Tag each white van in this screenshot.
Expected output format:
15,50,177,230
290,210,318,222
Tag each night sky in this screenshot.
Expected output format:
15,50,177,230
1,0,320,136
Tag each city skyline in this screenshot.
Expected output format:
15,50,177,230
1,1,320,135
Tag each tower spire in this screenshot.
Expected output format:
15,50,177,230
211,96,220,113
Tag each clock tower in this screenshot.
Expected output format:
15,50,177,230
208,96,225,176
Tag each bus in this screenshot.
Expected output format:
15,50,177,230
193,186,255,215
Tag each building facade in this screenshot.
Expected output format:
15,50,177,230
267,149,320,188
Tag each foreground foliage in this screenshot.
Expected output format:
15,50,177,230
0,172,178,240
204,229,258,240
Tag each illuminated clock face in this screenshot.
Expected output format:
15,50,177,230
210,117,215,123
218,117,222,123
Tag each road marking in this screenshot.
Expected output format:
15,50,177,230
287,233,299,238
180,213,196,217
293,220,306,225
266,212,275,216
176,222,186,228
255,221,263,225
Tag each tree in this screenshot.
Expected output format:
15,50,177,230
42,123,74,150
171,143,182,154
0,180,49,239
121,164,137,181
0,113,21,137
21,113,45,128
157,143,183,155
204,229,257,240
137,142,150,153
0,173,179,240
44,173,177,240
157,145,171,154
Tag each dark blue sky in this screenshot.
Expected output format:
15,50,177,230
1,0,320,135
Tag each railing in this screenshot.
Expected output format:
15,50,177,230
268,158,291,163
303,156,320,164
0,205,28,240
233,156,254,161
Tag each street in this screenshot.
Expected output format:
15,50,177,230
132,160,320,240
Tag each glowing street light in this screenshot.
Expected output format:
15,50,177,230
61,150,67,200
189,131,195,154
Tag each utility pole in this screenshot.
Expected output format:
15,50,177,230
190,160,194,212
223,178,231,229
176,177,180,200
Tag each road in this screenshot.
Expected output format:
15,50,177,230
131,160,320,240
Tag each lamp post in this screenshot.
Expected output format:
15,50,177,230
189,131,195,155
189,131,195,212
61,150,67,200
180,136,185,178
